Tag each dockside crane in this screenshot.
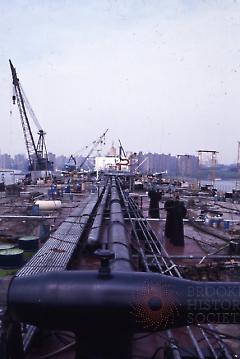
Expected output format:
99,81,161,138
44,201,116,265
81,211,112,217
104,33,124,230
78,129,108,171
9,59,53,173
64,154,77,173
63,145,89,173
118,138,127,160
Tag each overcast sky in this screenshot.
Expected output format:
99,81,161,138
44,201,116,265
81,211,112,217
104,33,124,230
1,0,240,164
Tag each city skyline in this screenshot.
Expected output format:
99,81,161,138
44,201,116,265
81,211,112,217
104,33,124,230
0,150,237,182
0,147,238,166
1,1,240,163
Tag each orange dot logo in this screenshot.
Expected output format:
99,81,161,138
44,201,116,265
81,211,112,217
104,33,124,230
131,277,180,330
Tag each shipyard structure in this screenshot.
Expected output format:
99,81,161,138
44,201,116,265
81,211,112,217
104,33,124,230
0,168,240,358
1,60,240,358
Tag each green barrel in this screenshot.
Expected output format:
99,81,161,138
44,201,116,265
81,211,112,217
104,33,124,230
0,242,15,251
18,235,39,261
0,248,24,276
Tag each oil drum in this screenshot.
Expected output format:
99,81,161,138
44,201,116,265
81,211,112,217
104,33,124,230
18,235,39,261
0,248,24,276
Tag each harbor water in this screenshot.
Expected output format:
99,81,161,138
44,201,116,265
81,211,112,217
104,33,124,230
201,179,237,192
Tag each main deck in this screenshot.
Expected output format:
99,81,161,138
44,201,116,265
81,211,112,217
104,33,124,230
0,176,240,358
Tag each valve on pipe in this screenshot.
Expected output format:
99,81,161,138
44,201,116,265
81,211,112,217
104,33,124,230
1,271,240,332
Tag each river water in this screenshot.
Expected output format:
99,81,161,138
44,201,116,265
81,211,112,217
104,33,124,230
200,179,237,192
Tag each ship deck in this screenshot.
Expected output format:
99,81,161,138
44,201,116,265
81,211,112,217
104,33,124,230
1,179,240,358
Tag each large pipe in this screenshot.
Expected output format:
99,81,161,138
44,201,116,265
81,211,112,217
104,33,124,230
109,178,133,272
0,215,56,220
86,183,110,249
4,271,240,332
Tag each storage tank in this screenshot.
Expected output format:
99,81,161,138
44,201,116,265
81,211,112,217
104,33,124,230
0,248,24,276
18,235,39,261
0,242,15,251
34,200,61,210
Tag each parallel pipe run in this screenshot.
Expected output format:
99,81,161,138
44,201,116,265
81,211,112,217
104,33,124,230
3,271,240,332
121,188,181,359
0,215,56,220
134,254,240,260
109,178,133,272
86,182,110,249
128,197,182,277
118,184,150,273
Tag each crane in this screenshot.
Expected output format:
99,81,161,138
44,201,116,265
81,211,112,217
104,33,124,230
9,59,53,173
118,138,127,159
116,139,129,167
63,145,89,173
64,154,77,173
78,129,108,171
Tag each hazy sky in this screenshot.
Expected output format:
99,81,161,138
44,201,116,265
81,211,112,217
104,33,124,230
1,0,240,163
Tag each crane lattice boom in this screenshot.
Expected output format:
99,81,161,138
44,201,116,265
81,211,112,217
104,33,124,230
9,59,53,172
